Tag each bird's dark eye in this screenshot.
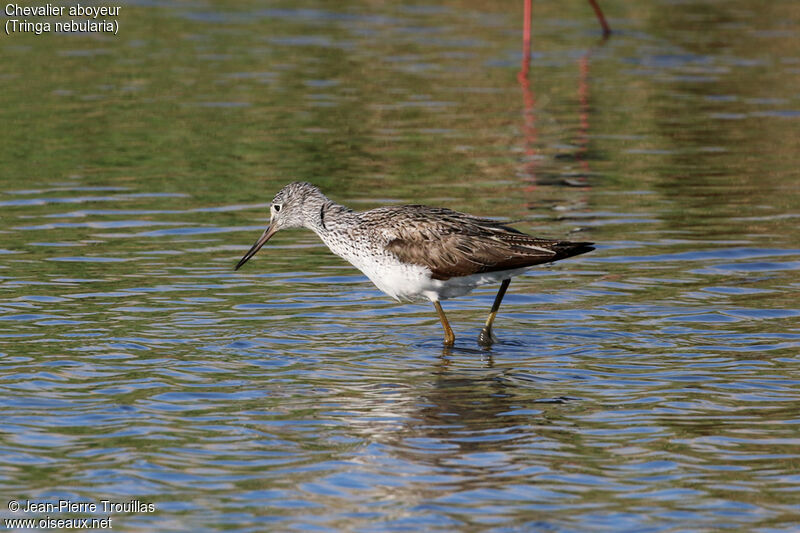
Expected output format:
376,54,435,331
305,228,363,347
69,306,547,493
273,204,281,213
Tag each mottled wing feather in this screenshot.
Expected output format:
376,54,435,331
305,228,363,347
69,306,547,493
369,205,594,280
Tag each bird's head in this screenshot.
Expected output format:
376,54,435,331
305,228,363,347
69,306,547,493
235,181,324,270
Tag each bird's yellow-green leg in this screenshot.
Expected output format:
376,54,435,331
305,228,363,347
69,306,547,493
478,279,511,347
433,300,455,346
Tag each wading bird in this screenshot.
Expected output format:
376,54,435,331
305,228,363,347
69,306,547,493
236,182,593,346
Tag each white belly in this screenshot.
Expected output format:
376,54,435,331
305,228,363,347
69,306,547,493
319,229,528,302
348,251,526,303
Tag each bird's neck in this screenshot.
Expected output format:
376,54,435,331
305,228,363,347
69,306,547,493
303,195,356,237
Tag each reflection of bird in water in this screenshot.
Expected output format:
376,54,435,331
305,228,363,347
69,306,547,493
329,356,586,514
235,182,593,347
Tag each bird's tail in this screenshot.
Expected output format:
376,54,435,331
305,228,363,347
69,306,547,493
552,241,595,261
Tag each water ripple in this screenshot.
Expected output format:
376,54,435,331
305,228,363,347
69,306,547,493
2,2,799,531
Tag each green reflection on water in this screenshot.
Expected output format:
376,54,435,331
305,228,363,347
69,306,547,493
1,0,799,531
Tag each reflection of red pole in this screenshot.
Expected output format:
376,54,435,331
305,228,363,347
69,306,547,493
575,52,591,175
518,68,538,187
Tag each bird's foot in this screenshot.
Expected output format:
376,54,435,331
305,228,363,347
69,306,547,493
477,327,497,347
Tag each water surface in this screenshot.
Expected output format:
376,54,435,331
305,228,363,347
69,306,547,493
1,1,799,531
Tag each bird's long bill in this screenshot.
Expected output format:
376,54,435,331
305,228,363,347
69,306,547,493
235,225,277,270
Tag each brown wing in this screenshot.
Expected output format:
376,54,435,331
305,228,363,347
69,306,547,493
367,206,594,280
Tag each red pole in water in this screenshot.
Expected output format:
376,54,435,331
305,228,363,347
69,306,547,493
517,1,610,185
520,0,612,76
519,0,532,81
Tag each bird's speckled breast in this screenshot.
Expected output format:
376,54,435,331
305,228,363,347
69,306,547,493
317,226,433,302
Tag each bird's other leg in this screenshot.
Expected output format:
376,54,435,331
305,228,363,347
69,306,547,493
433,300,455,346
478,279,511,347
587,0,612,37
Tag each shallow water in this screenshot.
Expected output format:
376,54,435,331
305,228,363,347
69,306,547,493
1,1,799,531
